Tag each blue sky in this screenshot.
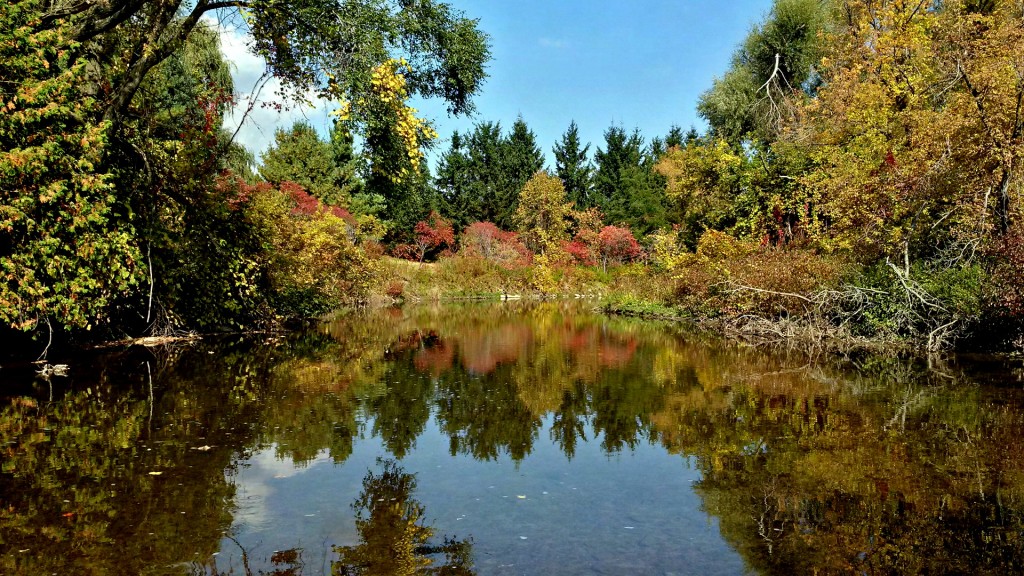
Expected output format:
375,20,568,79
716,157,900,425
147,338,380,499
219,0,774,167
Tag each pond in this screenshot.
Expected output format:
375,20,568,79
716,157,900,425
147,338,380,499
2,302,1024,575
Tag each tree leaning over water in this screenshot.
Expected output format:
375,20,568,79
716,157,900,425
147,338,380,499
0,0,489,337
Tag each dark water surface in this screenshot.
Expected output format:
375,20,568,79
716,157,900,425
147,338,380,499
3,302,1024,575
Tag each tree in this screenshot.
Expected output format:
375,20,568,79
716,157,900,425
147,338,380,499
553,121,594,208
496,116,546,228
796,0,1024,263
413,211,455,262
463,121,506,225
593,125,669,235
655,139,744,248
435,118,544,231
593,126,635,210
0,2,138,333
513,171,575,254
1,0,490,336
260,121,357,207
697,0,830,145
435,130,474,232
665,125,687,149
691,0,832,248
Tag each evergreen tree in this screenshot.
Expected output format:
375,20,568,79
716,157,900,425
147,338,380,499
435,118,544,230
592,126,632,210
665,125,686,149
496,116,545,228
435,131,475,232
553,121,593,208
260,121,356,207
594,126,669,235
465,121,507,225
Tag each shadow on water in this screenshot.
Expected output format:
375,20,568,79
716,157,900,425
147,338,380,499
2,300,1024,574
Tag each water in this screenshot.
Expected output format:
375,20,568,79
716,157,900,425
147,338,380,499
2,302,1023,575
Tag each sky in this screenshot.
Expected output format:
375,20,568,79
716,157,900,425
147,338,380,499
217,0,775,168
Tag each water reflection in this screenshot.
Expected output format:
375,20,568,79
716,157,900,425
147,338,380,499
1,302,1023,574
333,459,474,575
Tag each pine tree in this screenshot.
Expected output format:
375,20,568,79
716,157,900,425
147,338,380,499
594,126,669,235
496,116,545,228
553,121,593,208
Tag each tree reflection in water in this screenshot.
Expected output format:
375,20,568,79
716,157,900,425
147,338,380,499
333,459,474,576
2,302,1024,574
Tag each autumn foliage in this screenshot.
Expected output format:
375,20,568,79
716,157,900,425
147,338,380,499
413,211,455,262
597,226,643,271
460,222,532,269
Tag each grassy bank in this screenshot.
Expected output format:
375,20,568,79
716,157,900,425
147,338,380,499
373,238,1024,356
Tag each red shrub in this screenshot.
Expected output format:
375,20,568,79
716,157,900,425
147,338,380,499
390,243,419,261
461,221,532,269
362,240,386,259
598,225,642,270
413,211,455,262
385,281,405,299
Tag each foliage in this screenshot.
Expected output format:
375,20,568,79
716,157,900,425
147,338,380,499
667,230,848,320
413,210,455,262
0,0,490,339
553,120,594,208
597,226,643,271
341,58,440,188
564,236,599,267
655,139,743,248
796,0,1024,261
435,118,545,231
259,120,361,207
697,0,830,144
648,227,689,272
460,222,532,269
0,1,138,332
987,221,1024,322
592,125,669,235
513,171,575,254
174,176,376,327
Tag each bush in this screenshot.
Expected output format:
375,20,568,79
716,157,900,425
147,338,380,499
597,225,643,271
385,281,405,300
461,222,532,269
241,178,376,320
668,230,847,319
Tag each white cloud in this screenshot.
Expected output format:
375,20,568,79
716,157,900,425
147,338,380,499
209,18,335,159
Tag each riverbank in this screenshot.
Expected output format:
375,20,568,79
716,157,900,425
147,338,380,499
373,251,1024,356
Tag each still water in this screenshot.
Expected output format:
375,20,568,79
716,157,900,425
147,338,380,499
2,302,1024,575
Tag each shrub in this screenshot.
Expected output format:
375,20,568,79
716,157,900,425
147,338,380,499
413,211,455,262
243,179,376,319
461,222,532,269
390,243,419,261
385,281,405,299
598,225,643,271
563,237,597,266
648,227,689,272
